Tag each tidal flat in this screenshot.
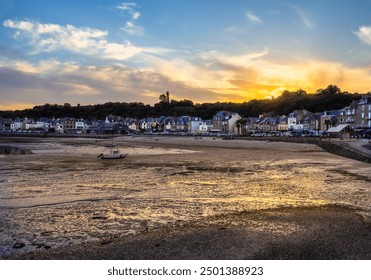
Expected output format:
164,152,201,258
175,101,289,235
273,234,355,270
0,136,370,259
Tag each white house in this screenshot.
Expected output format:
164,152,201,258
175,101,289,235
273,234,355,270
75,119,86,132
288,114,297,130
11,118,37,131
124,119,137,131
190,119,209,134
36,118,53,131
212,111,241,134
25,123,38,130
11,119,23,131
54,120,64,133
288,110,313,131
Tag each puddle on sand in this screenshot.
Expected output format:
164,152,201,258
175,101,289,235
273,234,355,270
0,145,32,155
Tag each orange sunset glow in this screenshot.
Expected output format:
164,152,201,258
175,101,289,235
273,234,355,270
1,1,371,110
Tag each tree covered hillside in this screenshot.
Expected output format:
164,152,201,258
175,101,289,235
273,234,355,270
0,85,365,120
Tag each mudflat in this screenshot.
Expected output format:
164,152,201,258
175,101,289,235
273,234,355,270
16,206,371,260
1,136,370,259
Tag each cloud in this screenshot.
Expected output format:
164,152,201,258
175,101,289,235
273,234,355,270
0,58,219,110
117,3,137,12
2,49,371,110
203,49,268,70
117,2,144,36
2,17,371,110
192,50,371,100
354,26,371,45
117,2,141,20
0,66,81,108
3,19,142,60
296,8,314,29
224,26,245,34
121,21,144,36
285,4,314,29
132,12,141,20
246,11,263,24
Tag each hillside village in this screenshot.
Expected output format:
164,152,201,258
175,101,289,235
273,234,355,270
1,94,371,139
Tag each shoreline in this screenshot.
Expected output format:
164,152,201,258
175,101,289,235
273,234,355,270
2,134,371,163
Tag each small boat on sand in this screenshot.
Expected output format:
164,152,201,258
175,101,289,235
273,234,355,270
97,149,126,159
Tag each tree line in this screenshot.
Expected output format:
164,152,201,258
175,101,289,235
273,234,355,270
0,85,365,120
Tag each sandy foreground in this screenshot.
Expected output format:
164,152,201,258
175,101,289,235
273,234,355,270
2,136,371,260
16,206,371,260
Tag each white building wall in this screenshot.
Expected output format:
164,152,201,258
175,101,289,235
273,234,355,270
288,117,296,129
190,121,201,133
25,123,38,130
36,121,51,130
55,124,64,133
198,123,208,132
75,119,85,130
128,123,137,131
11,122,22,131
228,113,241,134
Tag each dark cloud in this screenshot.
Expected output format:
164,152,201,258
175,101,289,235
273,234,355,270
0,64,221,109
0,67,75,105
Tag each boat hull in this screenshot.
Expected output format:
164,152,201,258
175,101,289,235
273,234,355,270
97,153,126,160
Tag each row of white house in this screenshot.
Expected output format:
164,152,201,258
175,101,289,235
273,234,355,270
1,113,241,135
7,118,87,134
1,95,371,135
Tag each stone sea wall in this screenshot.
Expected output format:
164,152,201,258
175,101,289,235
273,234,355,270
237,136,371,164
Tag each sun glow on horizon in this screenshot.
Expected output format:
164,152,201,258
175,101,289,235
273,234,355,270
2,1,371,110
2,53,371,111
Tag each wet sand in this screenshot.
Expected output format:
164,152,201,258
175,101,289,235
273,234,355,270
16,206,371,260
1,136,371,259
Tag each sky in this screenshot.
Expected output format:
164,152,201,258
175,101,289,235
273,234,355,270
1,0,371,110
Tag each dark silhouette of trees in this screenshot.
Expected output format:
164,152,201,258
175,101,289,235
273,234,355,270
316,85,341,95
0,85,364,120
159,91,170,103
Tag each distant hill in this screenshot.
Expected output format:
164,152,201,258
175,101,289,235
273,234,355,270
0,85,365,120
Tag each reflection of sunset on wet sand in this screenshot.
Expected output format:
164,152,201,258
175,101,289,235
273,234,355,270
1,137,370,259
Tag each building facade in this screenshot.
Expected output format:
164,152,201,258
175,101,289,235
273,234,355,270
355,95,371,128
